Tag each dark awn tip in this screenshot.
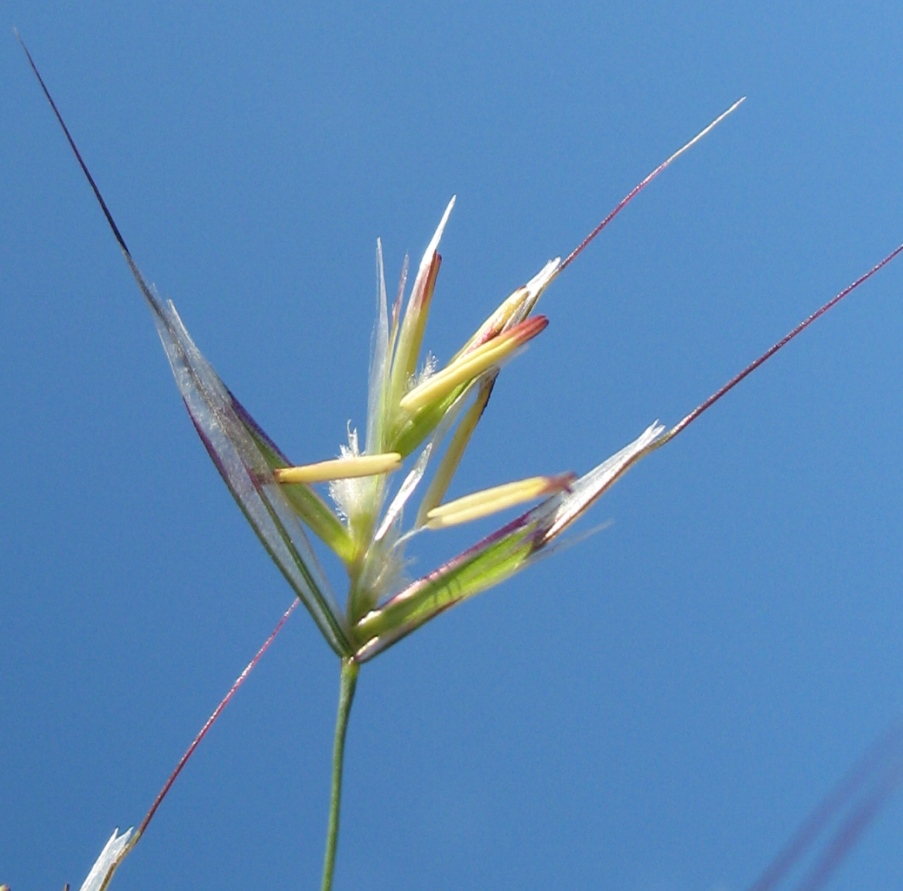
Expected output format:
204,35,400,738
16,31,132,259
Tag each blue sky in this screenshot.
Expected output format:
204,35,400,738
3,3,903,889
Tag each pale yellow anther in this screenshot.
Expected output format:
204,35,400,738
399,316,547,414
274,453,402,484
459,259,561,356
424,473,575,530
481,286,528,337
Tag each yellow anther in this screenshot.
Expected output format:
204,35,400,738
399,315,547,414
425,473,574,530
459,258,561,355
274,453,402,484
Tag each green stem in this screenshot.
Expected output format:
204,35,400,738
321,657,360,891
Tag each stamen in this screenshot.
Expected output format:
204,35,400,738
274,453,402,484
425,473,575,529
400,315,548,413
460,258,561,355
